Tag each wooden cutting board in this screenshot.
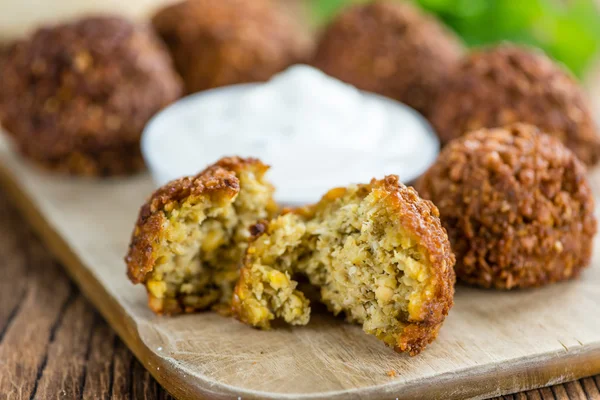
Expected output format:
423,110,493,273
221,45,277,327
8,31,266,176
0,134,599,400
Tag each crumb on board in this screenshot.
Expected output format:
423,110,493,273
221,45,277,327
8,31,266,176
387,370,397,377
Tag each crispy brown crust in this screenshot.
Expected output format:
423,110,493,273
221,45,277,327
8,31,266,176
431,45,600,166
0,16,183,176
311,0,463,118
238,176,456,356
381,177,455,329
152,0,311,94
416,124,597,289
125,157,268,285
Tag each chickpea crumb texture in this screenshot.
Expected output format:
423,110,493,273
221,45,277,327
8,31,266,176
152,0,312,94
431,45,600,166
0,16,183,176
312,0,463,118
416,124,597,289
125,157,277,315
232,176,456,356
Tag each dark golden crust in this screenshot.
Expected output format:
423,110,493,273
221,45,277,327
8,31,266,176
239,176,455,356
431,45,600,166
397,323,442,356
416,124,597,289
0,16,183,176
125,157,266,285
311,0,463,118
152,0,311,94
379,177,455,328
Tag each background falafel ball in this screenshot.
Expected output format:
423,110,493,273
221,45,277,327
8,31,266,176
431,45,600,166
416,124,597,289
311,0,464,118
0,16,183,176
152,0,312,94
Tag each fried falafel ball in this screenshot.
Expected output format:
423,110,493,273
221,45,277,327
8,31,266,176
232,176,456,356
431,45,600,166
126,157,277,315
152,0,311,94
416,124,597,289
0,16,183,176
312,0,463,118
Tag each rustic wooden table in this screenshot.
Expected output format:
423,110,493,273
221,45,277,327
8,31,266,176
1,189,600,400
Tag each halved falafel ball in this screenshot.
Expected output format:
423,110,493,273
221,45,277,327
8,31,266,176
416,124,597,289
152,0,311,94
312,0,463,118
0,16,183,176
232,176,456,356
431,45,600,166
126,157,277,315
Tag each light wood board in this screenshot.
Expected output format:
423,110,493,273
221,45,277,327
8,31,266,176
0,134,599,400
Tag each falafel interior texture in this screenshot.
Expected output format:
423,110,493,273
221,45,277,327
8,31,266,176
126,157,277,315
416,124,597,289
232,176,456,355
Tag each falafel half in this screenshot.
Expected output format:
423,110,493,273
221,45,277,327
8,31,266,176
152,0,311,94
0,16,183,176
416,124,597,289
232,176,456,356
431,45,600,166
312,0,463,118
125,157,277,315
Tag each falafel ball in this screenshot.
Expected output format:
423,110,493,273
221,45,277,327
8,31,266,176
152,0,311,94
311,0,463,118
126,157,277,315
416,124,597,289
232,175,456,356
0,16,183,176
431,45,600,166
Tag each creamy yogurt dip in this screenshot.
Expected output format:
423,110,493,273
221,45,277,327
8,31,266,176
142,65,439,205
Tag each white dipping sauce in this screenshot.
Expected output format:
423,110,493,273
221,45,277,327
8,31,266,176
142,65,439,205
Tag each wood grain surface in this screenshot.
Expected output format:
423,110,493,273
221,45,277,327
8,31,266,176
2,188,599,400
0,184,173,399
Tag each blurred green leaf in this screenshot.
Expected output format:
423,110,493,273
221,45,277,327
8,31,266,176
308,0,600,78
